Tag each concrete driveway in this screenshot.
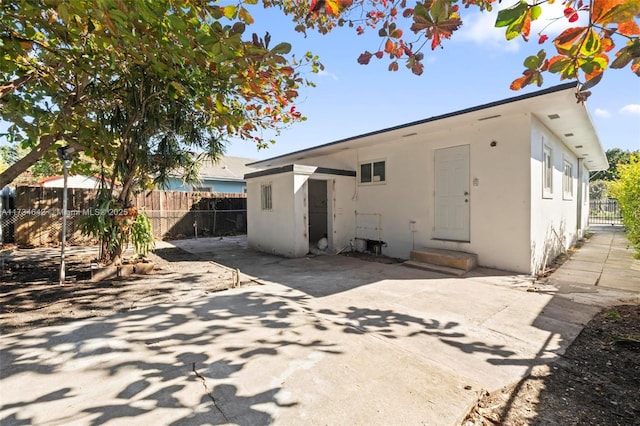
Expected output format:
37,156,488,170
1,235,638,425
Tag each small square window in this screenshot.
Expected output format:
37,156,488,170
261,183,272,210
360,160,385,184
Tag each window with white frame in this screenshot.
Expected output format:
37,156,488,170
563,160,573,199
360,160,386,184
542,144,553,197
261,183,272,210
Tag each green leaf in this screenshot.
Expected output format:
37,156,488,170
223,5,237,19
530,4,542,21
581,28,601,56
505,14,526,40
549,57,571,74
230,22,245,36
271,42,292,54
495,1,528,28
57,3,70,23
524,54,541,69
414,2,429,18
431,0,447,22
168,15,186,32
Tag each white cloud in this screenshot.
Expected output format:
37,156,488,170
619,104,640,116
456,3,589,51
594,108,612,118
317,69,338,80
531,2,588,38
457,11,521,52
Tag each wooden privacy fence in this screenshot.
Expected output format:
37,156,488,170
2,186,246,247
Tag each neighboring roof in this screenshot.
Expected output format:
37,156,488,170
250,83,608,171
38,174,116,185
196,156,259,182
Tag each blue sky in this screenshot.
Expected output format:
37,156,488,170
225,4,640,160
1,4,638,162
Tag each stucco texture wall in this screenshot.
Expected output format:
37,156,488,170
529,115,581,275
283,114,533,272
247,172,300,257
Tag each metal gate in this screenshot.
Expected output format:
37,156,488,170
589,199,622,225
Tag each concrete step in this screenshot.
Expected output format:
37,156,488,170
409,248,478,272
402,260,467,277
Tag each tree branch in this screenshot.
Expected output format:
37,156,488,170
0,73,36,100
0,133,58,187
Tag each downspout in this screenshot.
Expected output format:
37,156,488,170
576,158,584,235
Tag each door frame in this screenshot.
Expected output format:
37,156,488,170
433,144,471,242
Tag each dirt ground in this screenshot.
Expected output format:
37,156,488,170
0,245,240,334
462,304,640,425
1,244,638,425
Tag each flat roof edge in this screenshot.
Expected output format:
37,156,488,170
249,82,579,167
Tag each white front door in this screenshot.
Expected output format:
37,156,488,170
434,145,470,241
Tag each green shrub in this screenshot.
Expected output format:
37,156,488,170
609,154,640,254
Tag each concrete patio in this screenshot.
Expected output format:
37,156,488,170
1,226,638,425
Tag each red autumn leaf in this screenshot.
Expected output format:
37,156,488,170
563,7,579,23
356,25,365,35
384,38,394,53
591,0,637,25
388,61,399,71
601,36,615,52
280,66,294,76
554,26,588,51
431,31,441,50
618,20,640,36
411,60,424,75
510,74,531,90
375,50,384,58
357,51,373,64
539,34,549,44
522,9,532,39
403,8,414,17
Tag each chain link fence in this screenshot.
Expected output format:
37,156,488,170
0,208,247,246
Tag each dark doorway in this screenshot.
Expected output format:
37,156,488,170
308,179,328,248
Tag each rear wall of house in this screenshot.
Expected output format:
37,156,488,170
295,112,534,273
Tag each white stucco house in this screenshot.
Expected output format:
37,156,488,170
244,83,608,275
